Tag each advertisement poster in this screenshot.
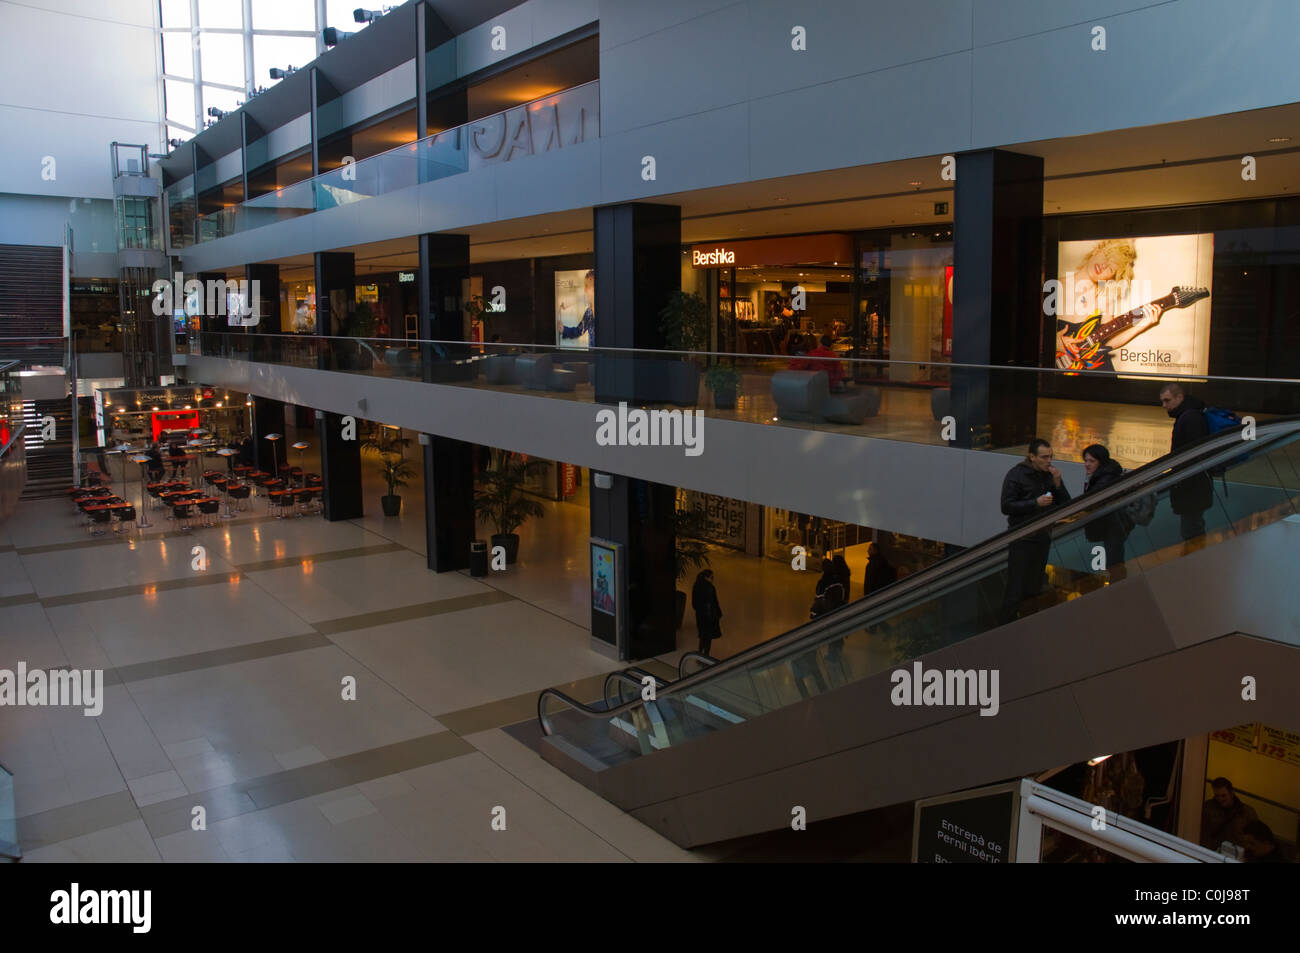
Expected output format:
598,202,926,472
942,265,953,357
1209,723,1258,752
555,269,594,349
1053,234,1213,376
591,542,616,616
1257,725,1300,767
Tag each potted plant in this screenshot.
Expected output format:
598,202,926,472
673,507,712,628
362,426,412,516
704,364,742,409
655,291,708,405
474,451,547,564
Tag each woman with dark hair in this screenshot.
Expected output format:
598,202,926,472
1081,443,1130,577
691,569,722,657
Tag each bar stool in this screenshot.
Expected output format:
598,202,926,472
294,488,313,517
227,483,251,512
113,505,137,535
172,501,194,531
87,508,112,536
198,498,220,527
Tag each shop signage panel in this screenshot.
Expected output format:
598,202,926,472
1257,725,1300,767
689,234,853,269
1209,723,1258,752
913,782,1020,864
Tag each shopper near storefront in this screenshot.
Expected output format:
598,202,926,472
1000,438,1071,623
1240,821,1287,863
1081,443,1130,577
811,557,846,618
862,542,897,597
691,569,722,657
1159,383,1213,547
1200,777,1258,850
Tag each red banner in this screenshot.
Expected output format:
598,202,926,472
943,265,954,357
561,463,577,497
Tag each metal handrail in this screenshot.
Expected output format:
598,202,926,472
677,652,717,679
538,415,1300,736
195,330,1300,385
603,668,669,711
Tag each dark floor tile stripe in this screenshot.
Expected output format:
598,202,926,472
0,592,40,608
313,589,515,635
0,543,16,552
236,541,405,573
113,632,333,683
39,572,243,608
18,537,127,555
15,790,142,852
436,668,622,736
138,731,474,838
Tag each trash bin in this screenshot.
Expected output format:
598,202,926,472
469,539,488,577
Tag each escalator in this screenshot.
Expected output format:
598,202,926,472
539,418,1300,847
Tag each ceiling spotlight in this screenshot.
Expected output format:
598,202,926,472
909,180,923,187
268,66,298,80
323,27,356,46
206,106,228,120
1267,136,1291,143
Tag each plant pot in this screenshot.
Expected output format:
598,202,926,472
380,494,401,517
712,385,738,410
491,532,520,564
675,589,687,629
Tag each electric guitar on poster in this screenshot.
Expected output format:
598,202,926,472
1055,285,1209,371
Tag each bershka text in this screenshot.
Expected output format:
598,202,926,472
890,661,999,716
50,883,151,933
0,663,103,716
595,403,704,457
692,248,735,266
1119,348,1174,364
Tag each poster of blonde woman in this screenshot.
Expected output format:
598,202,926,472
1050,235,1213,376
555,269,594,349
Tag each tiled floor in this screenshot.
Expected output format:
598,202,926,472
0,479,698,862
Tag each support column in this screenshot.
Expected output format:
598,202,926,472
251,396,285,474
592,203,682,403
246,263,280,333
316,411,363,521
423,435,473,572
314,251,355,370
590,473,677,660
951,149,1043,449
418,233,474,570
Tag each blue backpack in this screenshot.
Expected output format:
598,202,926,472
1202,406,1246,488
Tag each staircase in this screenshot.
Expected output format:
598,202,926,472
19,397,74,498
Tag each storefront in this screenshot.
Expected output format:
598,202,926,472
94,385,253,447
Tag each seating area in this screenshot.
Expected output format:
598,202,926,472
770,370,881,426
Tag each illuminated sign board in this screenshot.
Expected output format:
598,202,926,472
398,272,415,283
692,248,735,266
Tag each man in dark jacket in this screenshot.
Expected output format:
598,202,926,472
1160,383,1213,545
1000,438,1071,622
1200,777,1258,851
862,542,896,597
691,569,722,657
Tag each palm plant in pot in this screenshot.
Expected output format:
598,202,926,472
474,451,546,565
704,364,742,410
673,507,712,628
362,426,412,517
657,291,708,405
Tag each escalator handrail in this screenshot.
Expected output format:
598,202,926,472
539,415,1300,735
678,652,717,679
603,668,669,710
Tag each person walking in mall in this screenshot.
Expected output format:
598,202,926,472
1200,777,1258,851
862,542,897,597
811,557,847,618
1000,438,1071,623
1080,443,1131,579
830,553,852,598
1159,383,1214,549
691,569,722,657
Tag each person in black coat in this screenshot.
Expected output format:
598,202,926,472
812,557,846,617
1159,384,1213,544
691,569,722,656
1081,443,1130,578
1000,438,1071,622
862,542,896,597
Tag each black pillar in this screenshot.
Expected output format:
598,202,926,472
417,234,474,569
951,149,1043,449
251,396,285,474
592,203,682,403
316,411,363,521
197,271,226,340
423,435,473,572
247,263,280,333
314,252,355,338
590,474,677,660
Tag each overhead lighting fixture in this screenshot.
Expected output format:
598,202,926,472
1087,754,1113,766
354,7,390,23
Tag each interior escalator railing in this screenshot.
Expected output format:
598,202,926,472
539,417,1300,768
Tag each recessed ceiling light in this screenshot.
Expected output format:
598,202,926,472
909,180,922,187
774,196,788,202
1267,136,1291,143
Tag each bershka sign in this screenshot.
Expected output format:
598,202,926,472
692,247,735,266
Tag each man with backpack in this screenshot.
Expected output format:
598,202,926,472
1159,383,1214,548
